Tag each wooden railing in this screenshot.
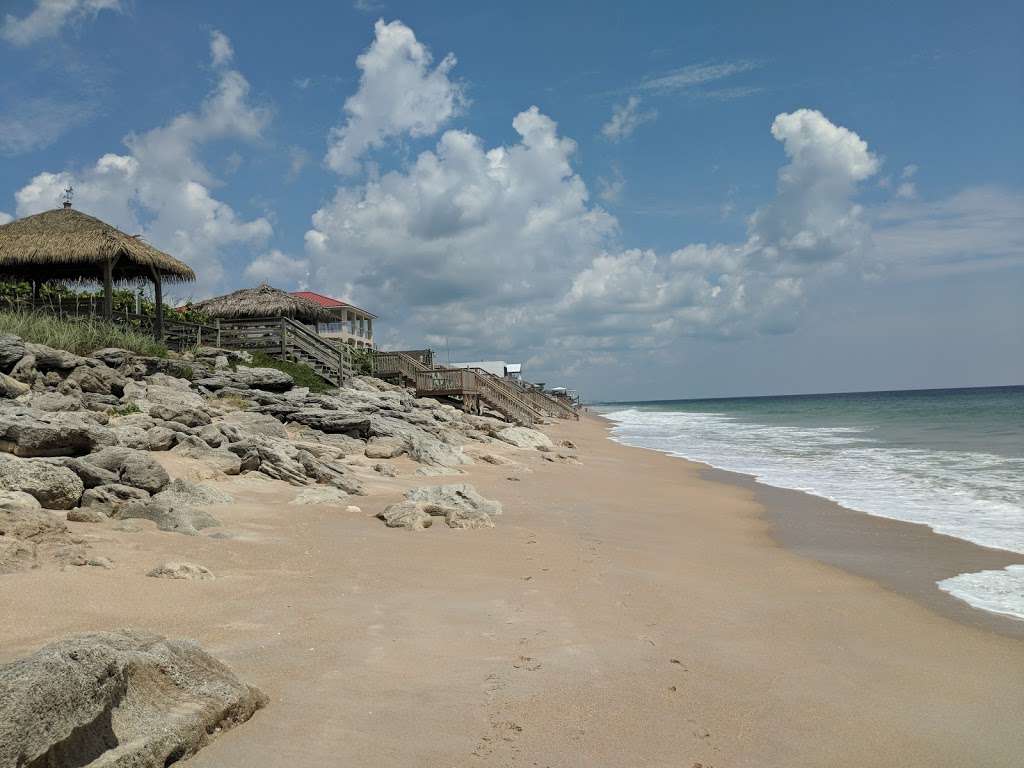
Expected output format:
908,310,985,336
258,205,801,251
217,317,352,387
514,382,579,420
372,350,431,381
280,317,353,385
469,369,546,422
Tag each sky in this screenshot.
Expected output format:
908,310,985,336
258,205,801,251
1,0,1021,400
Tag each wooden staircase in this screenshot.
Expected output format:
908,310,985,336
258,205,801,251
372,351,577,427
218,317,353,387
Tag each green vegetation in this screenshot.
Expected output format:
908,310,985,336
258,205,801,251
349,347,374,376
0,281,212,326
0,310,168,357
249,350,333,393
109,402,141,416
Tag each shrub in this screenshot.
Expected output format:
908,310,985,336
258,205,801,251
0,310,168,358
248,351,333,393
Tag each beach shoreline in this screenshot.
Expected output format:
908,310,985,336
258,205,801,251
3,412,1023,766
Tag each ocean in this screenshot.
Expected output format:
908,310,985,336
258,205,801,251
596,385,1024,621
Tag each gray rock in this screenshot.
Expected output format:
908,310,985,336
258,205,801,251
48,457,120,488
67,507,109,523
83,447,170,494
405,483,503,518
0,490,41,511
7,353,35,383
0,406,114,457
0,629,266,767
149,402,212,427
146,425,177,451
111,499,220,536
496,426,553,450
172,437,243,476
147,561,214,580
364,436,406,459
0,505,76,572
0,457,84,509
81,483,150,508
0,372,29,399
23,391,82,412
0,334,26,372
0,537,35,573
153,478,233,507
373,462,400,477
24,341,87,371
223,410,288,438
230,366,294,391
282,409,372,437
407,434,470,468
289,487,349,505
445,507,496,529
378,500,433,530
65,363,127,396
90,347,133,367
112,424,151,450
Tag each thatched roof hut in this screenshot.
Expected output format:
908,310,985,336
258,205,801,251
190,283,334,324
0,206,196,337
0,207,195,283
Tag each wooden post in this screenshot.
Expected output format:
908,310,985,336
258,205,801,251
102,260,113,320
280,318,288,359
150,268,164,341
215,318,221,347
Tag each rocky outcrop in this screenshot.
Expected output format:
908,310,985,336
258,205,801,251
110,499,220,536
0,504,80,572
0,372,28,398
229,366,294,391
82,447,170,494
0,629,265,768
0,334,26,372
378,484,502,531
0,406,114,457
290,486,349,505
153,478,233,508
223,410,289,438
378,500,433,530
364,436,406,459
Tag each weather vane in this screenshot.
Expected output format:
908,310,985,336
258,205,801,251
62,186,74,209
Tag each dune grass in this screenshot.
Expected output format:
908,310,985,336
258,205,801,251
0,310,168,358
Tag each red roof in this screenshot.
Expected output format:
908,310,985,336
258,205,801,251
291,291,377,318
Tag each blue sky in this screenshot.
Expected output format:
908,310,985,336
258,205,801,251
1,0,1021,399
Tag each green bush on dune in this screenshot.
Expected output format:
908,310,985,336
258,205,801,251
248,351,333,393
0,310,168,358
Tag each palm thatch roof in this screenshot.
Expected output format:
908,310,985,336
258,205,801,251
190,283,334,323
0,207,196,283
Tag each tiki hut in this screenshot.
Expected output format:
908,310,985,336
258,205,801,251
0,204,195,339
190,283,334,324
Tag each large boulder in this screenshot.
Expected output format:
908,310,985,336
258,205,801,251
0,504,76,572
149,402,212,428
405,483,503,518
153,478,233,507
172,437,243,476
0,406,114,457
47,457,120,488
364,436,406,459
81,483,151,509
282,409,371,438
83,447,170,494
90,347,133,368
290,486,349,505
378,500,433,530
0,457,83,509
0,334,26,372
406,434,470,468
496,426,553,450
0,629,266,768
230,366,294,392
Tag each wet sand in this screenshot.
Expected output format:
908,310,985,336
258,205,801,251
2,415,1023,767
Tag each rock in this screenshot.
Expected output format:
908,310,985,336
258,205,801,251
112,424,151,449
558,439,577,449
364,436,406,459
146,425,177,451
90,347,132,367
147,561,214,580
0,406,114,457
110,499,220,536
197,423,229,447
373,462,400,477
0,490,41,511
284,409,372,438
23,341,87,371
49,457,120,488
445,507,496,529
0,457,83,509
477,453,513,465
0,334,26,372
71,555,114,568
404,483,503,518
345,505,362,514
231,366,294,391
0,629,266,767
172,438,243,476
0,372,29,399
496,426,553,450
153,478,233,507
407,434,470,468
0,537,35,573
23,391,82,412
223,411,288,438
81,483,150,508
378,500,433,530
83,447,170,494
149,402,212,428
65,363,127,396
415,466,465,476
290,487,349,505
7,353,35,383
67,507,109,523
0,505,77,572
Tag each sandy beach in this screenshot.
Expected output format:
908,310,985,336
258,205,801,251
2,414,1022,767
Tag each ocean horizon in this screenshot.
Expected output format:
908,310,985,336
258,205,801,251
594,384,1024,621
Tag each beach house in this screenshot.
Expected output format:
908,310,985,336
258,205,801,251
291,291,377,349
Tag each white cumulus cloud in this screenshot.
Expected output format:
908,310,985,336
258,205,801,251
1,0,122,46
0,211,12,225
601,96,657,142
324,19,465,175
209,29,234,67
13,31,272,295
244,249,310,287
